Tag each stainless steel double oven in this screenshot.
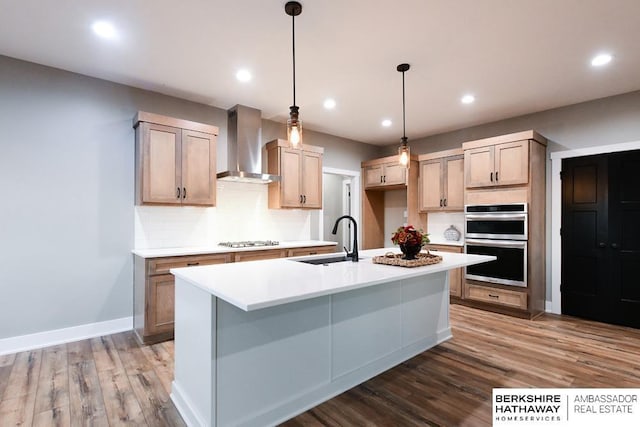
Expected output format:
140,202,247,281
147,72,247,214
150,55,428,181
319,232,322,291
464,203,528,287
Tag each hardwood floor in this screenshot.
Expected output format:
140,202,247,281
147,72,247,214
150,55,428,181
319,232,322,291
1,304,639,426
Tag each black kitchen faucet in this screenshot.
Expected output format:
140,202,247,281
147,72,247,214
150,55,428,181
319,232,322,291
331,215,359,262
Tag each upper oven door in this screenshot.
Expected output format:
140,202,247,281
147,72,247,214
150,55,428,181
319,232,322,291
465,212,527,240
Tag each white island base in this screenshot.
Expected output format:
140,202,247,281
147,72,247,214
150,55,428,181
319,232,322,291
172,273,449,427
170,250,494,426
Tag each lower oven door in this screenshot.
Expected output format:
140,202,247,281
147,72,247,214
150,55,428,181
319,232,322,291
465,239,527,287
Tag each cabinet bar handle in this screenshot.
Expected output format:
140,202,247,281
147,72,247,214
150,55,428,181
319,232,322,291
176,187,181,199
299,195,303,203
183,187,186,199
439,199,443,207
380,176,383,183
303,195,306,203
495,171,499,181
186,262,200,266
443,198,447,207
490,172,494,182
488,294,500,299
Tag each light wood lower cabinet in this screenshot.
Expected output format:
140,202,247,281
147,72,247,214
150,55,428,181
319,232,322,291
134,245,337,344
464,282,528,310
425,244,463,298
134,253,232,344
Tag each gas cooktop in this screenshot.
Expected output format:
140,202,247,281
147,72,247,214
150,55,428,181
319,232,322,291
218,240,280,248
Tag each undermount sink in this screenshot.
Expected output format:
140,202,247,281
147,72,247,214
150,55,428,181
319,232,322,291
293,255,363,265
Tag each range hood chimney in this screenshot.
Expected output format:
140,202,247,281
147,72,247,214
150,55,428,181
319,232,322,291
216,105,280,184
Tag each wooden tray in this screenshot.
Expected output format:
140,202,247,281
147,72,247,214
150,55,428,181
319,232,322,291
372,252,443,268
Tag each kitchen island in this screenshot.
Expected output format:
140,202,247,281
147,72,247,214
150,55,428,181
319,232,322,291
170,248,494,427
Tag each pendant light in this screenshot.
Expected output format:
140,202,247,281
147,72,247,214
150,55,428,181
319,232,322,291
285,1,303,147
397,63,410,168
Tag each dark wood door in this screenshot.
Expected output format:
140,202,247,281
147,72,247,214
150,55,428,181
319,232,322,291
561,150,640,328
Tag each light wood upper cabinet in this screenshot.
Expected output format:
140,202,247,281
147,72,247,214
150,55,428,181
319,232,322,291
266,139,323,209
301,150,322,208
494,140,529,186
363,160,407,189
464,140,528,188
134,112,218,206
418,149,464,212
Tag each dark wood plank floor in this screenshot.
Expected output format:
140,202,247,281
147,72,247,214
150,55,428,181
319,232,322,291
1,304,639,426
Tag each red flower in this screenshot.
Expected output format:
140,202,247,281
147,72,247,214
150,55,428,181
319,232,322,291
391,225,429,246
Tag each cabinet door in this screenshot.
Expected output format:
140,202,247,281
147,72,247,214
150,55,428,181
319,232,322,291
465,146,495,188
364,165,383,188
302,150,322,208
494,140,529,186
147,274,175,335
181,129,216,206
419,159,443,211
280,148,303,207
142,123,182,204
383,162,406,186
443,155,464,210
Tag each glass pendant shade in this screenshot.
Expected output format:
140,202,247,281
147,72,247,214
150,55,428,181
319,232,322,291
398,140,410,168
287,105,302,147
287,118,302,147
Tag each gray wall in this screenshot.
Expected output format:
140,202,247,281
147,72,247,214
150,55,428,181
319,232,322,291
381,90,640,156
322,174,345,248
0,55,379,340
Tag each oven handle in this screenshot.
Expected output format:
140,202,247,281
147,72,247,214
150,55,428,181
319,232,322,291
465,239,527,248
465,213,527,221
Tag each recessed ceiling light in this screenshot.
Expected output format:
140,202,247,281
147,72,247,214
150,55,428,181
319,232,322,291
91,20,118,40
461,94,475,104
381,119,392,127
591,53,612,67
323,98,336,110
235,69,252,82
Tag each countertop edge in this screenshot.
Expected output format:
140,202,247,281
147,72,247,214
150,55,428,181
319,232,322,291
132,240,338,258
171,249,495,312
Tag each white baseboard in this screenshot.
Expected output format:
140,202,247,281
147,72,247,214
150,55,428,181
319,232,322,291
0,316,133,356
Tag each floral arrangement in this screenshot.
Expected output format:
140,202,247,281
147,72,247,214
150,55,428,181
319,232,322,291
391,225,429,247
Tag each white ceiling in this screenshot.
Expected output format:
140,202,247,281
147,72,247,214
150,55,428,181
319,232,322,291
1,0,639,145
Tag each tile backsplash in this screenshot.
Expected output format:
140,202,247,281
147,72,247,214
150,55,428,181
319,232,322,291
134,182,311,249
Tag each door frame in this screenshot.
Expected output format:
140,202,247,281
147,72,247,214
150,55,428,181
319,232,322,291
317,167,361,248
550,139,640,314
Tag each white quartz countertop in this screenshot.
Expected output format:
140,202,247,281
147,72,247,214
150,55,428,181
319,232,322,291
171,248,494,311
132,240,338,258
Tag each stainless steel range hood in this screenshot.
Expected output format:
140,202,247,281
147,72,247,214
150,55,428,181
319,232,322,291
216,105,280,184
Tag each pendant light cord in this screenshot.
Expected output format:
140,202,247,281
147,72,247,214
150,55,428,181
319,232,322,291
402,70,406,141
292,14,296,106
